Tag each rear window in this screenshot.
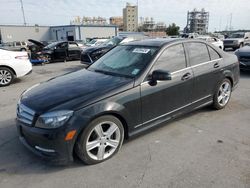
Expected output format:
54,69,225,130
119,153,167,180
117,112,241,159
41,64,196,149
186,42,210,66
208,46,221,60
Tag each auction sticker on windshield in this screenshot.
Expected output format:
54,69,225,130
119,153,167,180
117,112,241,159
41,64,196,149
133,48,150,54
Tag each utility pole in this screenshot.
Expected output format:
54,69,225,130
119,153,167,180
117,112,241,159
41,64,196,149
229,13,232,31
20,0,27,26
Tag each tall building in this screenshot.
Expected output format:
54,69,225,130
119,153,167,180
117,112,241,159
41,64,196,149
110,16,123,31
185,8,209,34
123,3,138,32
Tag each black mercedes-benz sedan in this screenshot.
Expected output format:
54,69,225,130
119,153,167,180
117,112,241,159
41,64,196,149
16,39,239,165
235,43,250,71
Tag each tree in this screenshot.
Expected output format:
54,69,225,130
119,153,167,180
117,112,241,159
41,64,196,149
166,23,180,36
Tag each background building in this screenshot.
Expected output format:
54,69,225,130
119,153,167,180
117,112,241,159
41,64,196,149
123,3,138,32
70,16,107,25
109,17,123,31
0,25,118,43
0,25,50,43
185,8,209,34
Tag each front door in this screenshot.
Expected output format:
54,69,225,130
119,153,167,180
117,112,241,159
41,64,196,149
54,42,68,61
140,43,194,126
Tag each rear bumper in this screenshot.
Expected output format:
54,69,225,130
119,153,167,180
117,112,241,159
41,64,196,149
224,44,239,48
16,121,74,164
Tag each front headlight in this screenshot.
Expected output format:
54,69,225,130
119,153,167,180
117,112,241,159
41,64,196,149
35,110,73,129
233,40,239,44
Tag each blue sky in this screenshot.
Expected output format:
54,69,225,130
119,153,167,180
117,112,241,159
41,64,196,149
0,0,250,31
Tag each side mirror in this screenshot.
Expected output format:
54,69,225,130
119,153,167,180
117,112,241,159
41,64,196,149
151,70,172,81
245,37,249,39
54,46,57,50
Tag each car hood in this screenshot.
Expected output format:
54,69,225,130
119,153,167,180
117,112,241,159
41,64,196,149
20,69,134,114
224,38,243,41
237,46,250,53
28,39,45,48
83,45,112,53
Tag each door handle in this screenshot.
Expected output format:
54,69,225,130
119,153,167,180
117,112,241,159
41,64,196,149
214,62,220,68
181,73,191,81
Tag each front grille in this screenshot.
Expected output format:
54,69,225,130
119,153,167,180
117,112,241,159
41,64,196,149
223,40,234,44
17,103,35,126
239,56,250,62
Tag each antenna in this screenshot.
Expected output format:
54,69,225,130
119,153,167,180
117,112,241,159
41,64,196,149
20,0,27,26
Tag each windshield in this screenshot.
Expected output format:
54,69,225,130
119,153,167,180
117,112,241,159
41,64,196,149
102,37,123,46
229,33,245,38
89,45,159,78
88,39,97,44
45,42,59,49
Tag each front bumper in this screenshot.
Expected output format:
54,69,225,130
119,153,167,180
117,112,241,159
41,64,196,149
240,61,250,70
16,120,75,164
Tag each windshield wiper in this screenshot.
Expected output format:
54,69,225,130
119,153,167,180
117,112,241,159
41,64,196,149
93,69,133,78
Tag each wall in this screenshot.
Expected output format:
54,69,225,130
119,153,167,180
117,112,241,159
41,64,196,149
50,26,76,41
0,25,51,43
79,26,117,39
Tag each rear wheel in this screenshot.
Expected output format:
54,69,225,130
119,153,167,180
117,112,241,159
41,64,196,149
212,78,232,110
75,115,124,165
0,67,14,86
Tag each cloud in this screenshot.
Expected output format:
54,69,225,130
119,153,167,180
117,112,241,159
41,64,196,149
0,0,249,31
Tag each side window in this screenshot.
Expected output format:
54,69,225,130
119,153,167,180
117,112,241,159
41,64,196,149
57,42,68,49
187,42,210,66
207,45,221,60
69,42,78,48
154,44,186,72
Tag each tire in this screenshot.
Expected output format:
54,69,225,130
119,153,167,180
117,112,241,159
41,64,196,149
0,67,14,86
75,115,124,165
212,78,232,110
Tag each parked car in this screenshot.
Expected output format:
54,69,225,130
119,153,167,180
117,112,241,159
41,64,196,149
85,38,108,47
223,32,250,50
181,33,199,39
197,36,224,49
29,40,82,62
80,35,146,67
1,41,28,51
0,48,32,86
16,38,239,164
235,43,250,71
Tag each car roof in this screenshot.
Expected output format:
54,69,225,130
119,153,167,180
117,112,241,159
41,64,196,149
122,38,184,47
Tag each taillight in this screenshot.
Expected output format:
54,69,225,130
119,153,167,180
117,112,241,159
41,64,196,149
15,55,28,60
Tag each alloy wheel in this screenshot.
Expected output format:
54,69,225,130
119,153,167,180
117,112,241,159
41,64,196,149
86,121,121,161
0,69,12,86
217,81,231,107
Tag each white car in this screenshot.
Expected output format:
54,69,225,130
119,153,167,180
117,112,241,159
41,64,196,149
197,36,224,49
85,39,108,47
0,48,32,86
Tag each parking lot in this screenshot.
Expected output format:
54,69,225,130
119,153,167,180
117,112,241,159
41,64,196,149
0,59,250,188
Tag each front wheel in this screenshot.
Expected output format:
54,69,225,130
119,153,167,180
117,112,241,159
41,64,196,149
0,67,14,86
75,115,124,165
212,78,232,110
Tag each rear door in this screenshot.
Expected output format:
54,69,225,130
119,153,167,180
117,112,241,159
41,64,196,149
140,43,194,126
185,42,223,103
68,42,81,60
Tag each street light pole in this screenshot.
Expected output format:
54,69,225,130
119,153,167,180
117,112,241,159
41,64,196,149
20,0,27,26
